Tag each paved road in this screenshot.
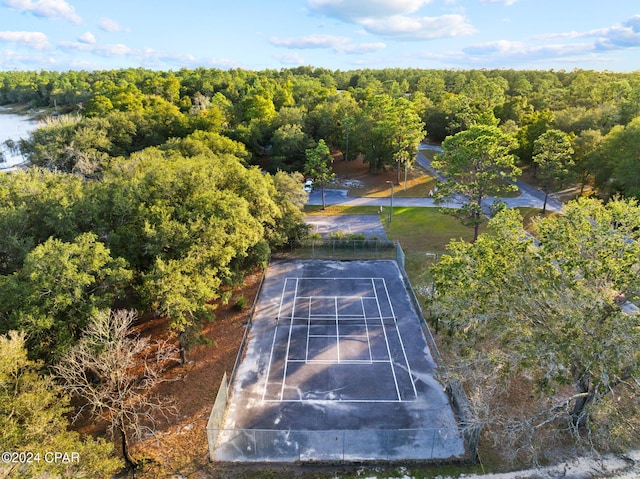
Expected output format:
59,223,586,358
308,144,563,214
417,144,563,212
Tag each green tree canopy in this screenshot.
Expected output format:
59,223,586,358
532,129,575,213
353,93,425,173
431,198,640,460
304,139,335,210
432,124,520,241
0,233,132,360
589,117,640,198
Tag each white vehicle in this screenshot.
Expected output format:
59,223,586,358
303,178,313,192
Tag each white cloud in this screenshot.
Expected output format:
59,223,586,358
270,34,350,49
308,0,432,22
59,40,131,57
98,17,129,33
77,31,95,44
360,14,477,39
136,48,203,68
2,0,81,24
0,49,56,69
307,0,475,41
96,43,131,57
594,15,640,50
480,0,519,5
435,14,640,68
0,30,49,49
460,39,596,67
339,42,386,54
534,15,640,52
535,15,640,46
274,52,306,65
270,34,386,56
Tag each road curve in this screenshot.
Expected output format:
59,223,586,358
308,144,563,213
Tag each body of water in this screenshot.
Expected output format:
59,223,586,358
0,109,39,169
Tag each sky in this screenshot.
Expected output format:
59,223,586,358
1,0,640,72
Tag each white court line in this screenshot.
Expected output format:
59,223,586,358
335,296,340,363
263,399,406,403
361,297,373,362
381,278,418,398
289,277,385,280
295,295,376,299
264,276,413,403
288,359,384,364
305,295,311,363
291,315,396,321
371,278,402,401
280,278,299,401
262,277,293,401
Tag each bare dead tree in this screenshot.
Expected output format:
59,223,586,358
55,309,180,470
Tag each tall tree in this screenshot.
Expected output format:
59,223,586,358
589,117,640,198
386,97,425,189
431,199,640,460
0,233,132,360
516,109,555,168
272,170,311,246
353,94,424,174
532,129,575,213
304,139,335,210
431,125,520,241
572,129,602,194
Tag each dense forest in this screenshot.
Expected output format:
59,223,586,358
2,67,640,195
1,66,640,476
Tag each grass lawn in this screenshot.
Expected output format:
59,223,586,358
385,206,480,251
385,207,485,295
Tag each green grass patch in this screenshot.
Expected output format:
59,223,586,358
381,207,483,303
385,207,481,253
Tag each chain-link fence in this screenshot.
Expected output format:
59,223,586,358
275,238,397,261
210,427,464,462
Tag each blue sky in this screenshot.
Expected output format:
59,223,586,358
1,0,640,71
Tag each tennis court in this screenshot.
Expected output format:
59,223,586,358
213,260,466,462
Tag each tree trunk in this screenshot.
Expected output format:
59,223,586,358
404,161,408,191
120,426,138,470
178,331,187,365
344,132,349,161
321,184,326,210
473,216,480,242
579,171,588,195
542,188,549,214
473,196,482,242
571,377,595,430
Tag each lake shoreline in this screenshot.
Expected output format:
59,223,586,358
0,104,49,120
0,108,40,170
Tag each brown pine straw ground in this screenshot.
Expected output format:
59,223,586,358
330,153,436,198
72,271,264,478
